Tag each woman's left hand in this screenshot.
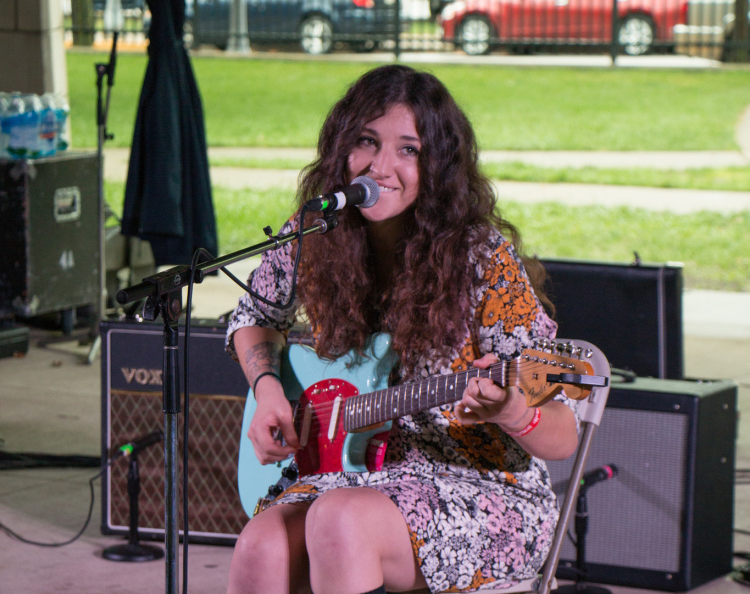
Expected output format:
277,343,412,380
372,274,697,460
454,353,531,429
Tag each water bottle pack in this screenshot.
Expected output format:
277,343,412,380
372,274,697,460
0,91,70,160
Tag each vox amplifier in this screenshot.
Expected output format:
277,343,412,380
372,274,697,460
100,319,254,545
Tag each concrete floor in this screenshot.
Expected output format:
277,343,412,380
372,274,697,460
1,264,749,594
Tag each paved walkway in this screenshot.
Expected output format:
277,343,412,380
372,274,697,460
103,144,750,215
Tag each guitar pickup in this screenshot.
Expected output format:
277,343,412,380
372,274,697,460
546,373,609,387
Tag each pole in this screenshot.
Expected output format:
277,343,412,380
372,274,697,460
228,0,251,53
609,0,618,65
88,31,119,365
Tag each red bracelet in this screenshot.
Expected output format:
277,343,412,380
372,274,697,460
506,407,541,437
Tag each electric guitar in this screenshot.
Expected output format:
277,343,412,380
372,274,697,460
237,334,609,517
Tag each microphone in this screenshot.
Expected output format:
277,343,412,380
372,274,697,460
580,464,617,491
114,430,164,459
306,176,380,213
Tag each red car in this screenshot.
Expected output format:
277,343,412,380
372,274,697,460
439,0,685,55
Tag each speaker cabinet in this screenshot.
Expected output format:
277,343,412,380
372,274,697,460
100,319,251,544
548,377,737,591
540,258,684,379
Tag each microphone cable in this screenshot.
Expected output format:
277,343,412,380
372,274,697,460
219,202,323,311
0,458,113,547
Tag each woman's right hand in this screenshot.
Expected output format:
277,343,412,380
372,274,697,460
248,376,300,465
233,325,301,465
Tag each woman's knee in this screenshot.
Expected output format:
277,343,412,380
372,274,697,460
233,504,309,571
304,489,426,592
233,517,287,568
306,489,367,546
305,488,404,553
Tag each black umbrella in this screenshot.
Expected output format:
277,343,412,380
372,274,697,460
121,0,218,267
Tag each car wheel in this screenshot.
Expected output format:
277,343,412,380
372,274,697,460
182,19,194,49
617,14,655,56
351,39,377,53
458,15,494,56
300,15,333,55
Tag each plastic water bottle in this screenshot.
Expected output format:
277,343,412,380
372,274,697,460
5,93,42,159
0,92,9,159
2,93,23,158
54,93,70,152
38,93,59,157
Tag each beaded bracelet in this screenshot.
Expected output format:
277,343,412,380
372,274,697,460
506,407,541,438
252,371,281,396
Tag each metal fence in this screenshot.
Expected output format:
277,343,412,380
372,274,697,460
65,0,750,61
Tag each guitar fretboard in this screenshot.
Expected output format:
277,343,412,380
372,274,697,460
342,361,509,431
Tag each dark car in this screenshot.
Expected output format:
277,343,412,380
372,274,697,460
191,0,397,54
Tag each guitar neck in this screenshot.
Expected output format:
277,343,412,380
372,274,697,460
342,362,508,432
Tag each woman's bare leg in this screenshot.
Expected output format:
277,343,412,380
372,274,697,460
305,488,427,594
227,502,311,594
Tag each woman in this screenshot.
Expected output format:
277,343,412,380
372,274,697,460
225,64,579,594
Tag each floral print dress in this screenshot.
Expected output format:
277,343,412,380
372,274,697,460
226,220,578,594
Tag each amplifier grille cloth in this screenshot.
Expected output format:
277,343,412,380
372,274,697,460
108,390,249,537
548,408,688,572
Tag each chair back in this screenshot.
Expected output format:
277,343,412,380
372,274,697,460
535,339,611,594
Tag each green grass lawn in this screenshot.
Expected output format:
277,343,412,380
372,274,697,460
87,50,750,291
67,51,750,152
104,181,750,292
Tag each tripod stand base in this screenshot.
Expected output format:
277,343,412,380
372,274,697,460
554,584,613,594
102,541,165,562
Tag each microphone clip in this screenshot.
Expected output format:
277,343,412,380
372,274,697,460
313,213,339,235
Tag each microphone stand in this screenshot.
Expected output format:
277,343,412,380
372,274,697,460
102,451,164,562
115,214,338,594
554,487,612,594
87,31,119,365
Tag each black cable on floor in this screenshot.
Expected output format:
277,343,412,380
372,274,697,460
0,451,100,470
0,465,107,547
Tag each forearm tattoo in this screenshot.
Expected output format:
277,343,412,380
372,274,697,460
242,341,282,386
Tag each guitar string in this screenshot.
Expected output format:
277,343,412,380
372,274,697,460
289,356,587,418
287,357,590,428
290,364,489,420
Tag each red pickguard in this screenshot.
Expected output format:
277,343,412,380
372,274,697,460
293,378,390,477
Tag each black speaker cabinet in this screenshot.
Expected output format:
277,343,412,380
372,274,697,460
100,319,251,545
0,153,100,318
548,377,737,591
540,258,683,379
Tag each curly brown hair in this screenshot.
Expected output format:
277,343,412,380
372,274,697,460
295,65,549,373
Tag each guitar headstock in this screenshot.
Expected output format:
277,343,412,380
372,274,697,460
512,339,604,407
